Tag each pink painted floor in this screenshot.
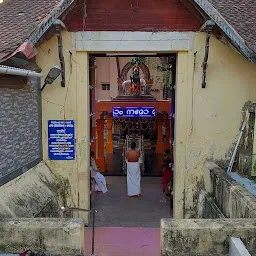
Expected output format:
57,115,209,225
84,227,160,256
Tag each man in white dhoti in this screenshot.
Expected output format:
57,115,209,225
125,142,141,197
90,151,108,194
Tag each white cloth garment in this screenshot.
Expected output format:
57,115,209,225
127,162,141,196
90,157,108,193
92,172,108,194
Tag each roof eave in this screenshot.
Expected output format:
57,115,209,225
193,0,256,63
28,0,74,47
0,0,75,64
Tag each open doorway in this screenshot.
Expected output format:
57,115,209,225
89,53,176,227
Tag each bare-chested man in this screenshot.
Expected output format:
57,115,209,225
125,142,141,197
126,142,141,162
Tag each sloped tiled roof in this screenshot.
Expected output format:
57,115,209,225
0,0,62,53
0,0,255,61
208,0,256,53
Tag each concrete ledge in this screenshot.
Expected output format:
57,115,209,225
0,218,84,255
197,190,225,219
229,237,251,256
161,219,256,256
0,161,70,218
205,162,256,218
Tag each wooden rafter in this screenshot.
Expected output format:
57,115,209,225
55,24,66,87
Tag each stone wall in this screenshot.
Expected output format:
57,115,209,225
161,219,256,256
204,162,256,219
197,190,225,219
238,102,256,178
0,218,84,255
0,161,70,218
0,77,42,186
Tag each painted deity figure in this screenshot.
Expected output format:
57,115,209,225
120,58,153,96
122,66,147,96
130,66,141,95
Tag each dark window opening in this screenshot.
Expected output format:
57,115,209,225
102,83,110,90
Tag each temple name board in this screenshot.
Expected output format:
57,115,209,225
48,120,75,160
113,107,156,118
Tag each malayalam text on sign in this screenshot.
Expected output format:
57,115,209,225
48,120,75,160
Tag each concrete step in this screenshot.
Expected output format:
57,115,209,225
84,227,160,256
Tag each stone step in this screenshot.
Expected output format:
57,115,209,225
84,227,160,256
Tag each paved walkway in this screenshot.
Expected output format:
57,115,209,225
84,227,160,256
85,177,170,256
91,177,171,227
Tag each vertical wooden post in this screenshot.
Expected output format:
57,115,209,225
91,127,96,153
90,57,96,154
156,113,165,153
96,118,105,172
55,25,65,87
106,114,114,153
165,118,171,150
202,30,212,88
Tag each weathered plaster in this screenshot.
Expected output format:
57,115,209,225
0,218,84,255
161,218,256,256
36,32,90,222
37,30,256,219
197,190,225,219
251,103,256,177
206,162,256,219
0,161,67,218
236,102,256,177
180,32,256,218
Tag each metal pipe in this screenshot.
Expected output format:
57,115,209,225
227,121,247,173
61,206,97,256
92,210,96,255
0,65,43,78
41,82,47,91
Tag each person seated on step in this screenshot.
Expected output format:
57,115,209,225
90,151,108,194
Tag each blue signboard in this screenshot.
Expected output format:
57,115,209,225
113,107,156,118
48,120,75,160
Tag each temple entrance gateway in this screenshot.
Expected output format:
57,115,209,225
90,54,176,176
89,53,176,215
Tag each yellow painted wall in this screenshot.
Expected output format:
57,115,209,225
36,32,90,221
36,30,256,220
174,32,256,218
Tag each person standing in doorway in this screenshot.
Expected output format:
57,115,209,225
125,142,141,197
161,149,173,203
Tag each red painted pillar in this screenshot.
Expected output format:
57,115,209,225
106,114,114,153
165,118,171,150
96,118,105,172
156,113,165,153
91,126,96,153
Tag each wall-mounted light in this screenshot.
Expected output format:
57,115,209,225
41,66,61,91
